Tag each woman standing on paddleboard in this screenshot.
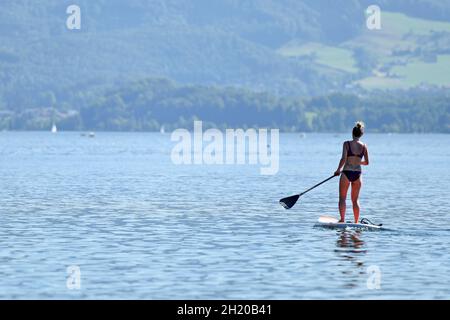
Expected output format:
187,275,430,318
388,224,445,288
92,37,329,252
334,122,369,223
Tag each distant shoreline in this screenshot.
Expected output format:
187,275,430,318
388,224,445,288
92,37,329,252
1,130,448,134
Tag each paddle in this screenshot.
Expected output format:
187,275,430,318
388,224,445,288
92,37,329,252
279,175,336,209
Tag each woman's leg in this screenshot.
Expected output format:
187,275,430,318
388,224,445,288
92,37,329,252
339,174,350,222
351,177,362,223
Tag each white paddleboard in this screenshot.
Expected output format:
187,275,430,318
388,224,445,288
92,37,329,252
314,215,383,231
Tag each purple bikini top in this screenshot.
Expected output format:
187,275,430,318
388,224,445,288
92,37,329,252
346,141,364,158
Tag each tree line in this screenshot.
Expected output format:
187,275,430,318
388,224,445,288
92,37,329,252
1,78,448,133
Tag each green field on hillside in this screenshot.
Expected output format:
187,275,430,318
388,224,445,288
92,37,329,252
277,12,450,90
384,11,450,35
348,12,450,89
277,42,358,74
346,12,450,57
391,55,450,86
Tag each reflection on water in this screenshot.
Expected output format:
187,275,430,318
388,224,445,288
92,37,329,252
334,230,367,289
335,230,366,252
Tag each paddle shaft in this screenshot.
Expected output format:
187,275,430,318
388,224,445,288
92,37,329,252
299,175,336,197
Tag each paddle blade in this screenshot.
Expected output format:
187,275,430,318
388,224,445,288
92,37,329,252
279,194,300,209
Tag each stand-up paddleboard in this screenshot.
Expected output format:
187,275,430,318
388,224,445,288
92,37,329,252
314,215,384,231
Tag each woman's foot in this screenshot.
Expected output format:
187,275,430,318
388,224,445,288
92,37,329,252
338,219,345,223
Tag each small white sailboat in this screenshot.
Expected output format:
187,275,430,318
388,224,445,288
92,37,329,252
160,125,165,134
51,123,57,134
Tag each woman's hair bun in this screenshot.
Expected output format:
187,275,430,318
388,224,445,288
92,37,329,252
352,121,365,138
355,121,365,129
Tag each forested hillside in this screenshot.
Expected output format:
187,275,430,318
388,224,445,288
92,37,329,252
2,78,448,133
0,1,449,132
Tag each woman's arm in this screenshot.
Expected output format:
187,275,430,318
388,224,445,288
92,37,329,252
334,143,347,176
360,144,369,166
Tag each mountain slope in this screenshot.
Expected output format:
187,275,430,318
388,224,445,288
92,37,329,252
0,0,449,113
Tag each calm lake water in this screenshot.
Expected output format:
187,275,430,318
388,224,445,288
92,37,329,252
0,132,449,299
